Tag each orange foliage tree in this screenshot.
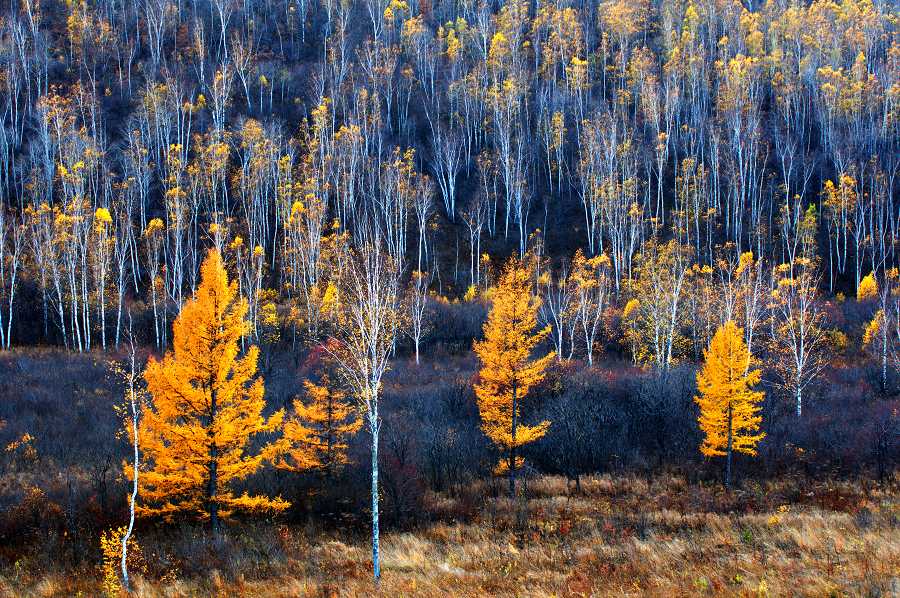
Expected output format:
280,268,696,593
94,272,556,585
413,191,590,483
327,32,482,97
278,373,361,478
474,257,554,496
133,249,287,533
695,320,765,489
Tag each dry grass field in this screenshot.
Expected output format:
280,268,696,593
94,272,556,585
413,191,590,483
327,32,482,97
2,474,896,597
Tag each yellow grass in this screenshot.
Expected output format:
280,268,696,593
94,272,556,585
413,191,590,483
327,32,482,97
1,474,897,597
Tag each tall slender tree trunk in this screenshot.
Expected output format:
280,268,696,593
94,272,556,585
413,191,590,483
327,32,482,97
725,402,733,490
369,408,381,581
115,291,123,349
122,338,139,591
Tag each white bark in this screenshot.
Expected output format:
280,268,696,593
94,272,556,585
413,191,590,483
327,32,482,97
122,334,140,592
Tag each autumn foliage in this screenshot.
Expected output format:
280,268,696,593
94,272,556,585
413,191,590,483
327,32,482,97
695,320,765,487
474,258,554,494
278,374,361,476
134,249,288,530
0,0,898,592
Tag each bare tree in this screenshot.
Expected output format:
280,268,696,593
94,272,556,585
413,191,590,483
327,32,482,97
408,270,431,365
121,326,141,592
428,119,465,221
462,194,488,288
326,241,402,582
0,208,23,349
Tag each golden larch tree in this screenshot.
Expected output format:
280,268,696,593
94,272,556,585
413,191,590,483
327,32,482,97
695,320,765,489
278,373,362,478
474,258,554,496
135,249,287,533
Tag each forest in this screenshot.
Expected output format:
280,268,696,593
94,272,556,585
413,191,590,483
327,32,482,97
0,0,898,595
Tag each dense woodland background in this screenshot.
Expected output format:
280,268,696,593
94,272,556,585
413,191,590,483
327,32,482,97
0,0,898,594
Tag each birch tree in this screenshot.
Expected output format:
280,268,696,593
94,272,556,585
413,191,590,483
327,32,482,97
325,241,402,582
0,208,23,349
